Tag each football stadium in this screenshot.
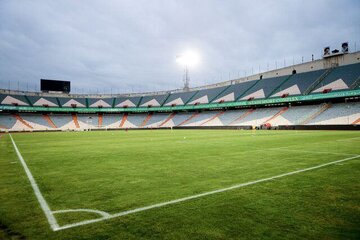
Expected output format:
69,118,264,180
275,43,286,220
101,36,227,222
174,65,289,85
1,1,360,240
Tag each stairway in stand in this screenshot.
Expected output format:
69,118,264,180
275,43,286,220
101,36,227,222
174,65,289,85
300,103,332,125
159,113,176,127
119,113,128,128
98,114,103,128
229,109,255,125
263,107,289,124
13,114,33,129
140,113,153,127
352,117,360,125
43,114,57,128
200,111,225,126
177,112,199,126
71,114,80,128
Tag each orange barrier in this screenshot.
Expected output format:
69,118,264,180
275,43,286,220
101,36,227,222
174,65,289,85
352,117,360,125
119,113,128,128
71,114,80,128
200,111,225,126
159,113,176,127
13,114,33,129
140,113,153,127
98,114,103,127
229,109,255,125
264,107,289,124
43,114,57,128
178,112,199,126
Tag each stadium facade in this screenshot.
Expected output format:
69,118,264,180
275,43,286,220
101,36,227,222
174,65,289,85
1,51,359,132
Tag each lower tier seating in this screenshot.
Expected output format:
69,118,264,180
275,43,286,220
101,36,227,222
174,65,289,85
0,102,359,132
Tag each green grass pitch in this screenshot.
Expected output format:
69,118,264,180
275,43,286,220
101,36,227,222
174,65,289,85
0,130,359,239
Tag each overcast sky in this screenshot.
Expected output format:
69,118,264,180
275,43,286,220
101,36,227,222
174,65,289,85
0,0,359,94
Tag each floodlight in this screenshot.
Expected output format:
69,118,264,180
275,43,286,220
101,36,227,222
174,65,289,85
176,50,200,67
176,50,200,91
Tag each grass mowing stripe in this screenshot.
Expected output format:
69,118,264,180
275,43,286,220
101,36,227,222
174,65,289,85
55,154,360,231
9,134,60,231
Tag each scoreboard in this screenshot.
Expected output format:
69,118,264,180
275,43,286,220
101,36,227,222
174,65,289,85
40,79,70,93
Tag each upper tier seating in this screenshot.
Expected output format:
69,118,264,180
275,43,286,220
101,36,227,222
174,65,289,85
27,96,59,107
88,98,113,108
139,94,169,107
57,97,87,108
0,94,29,106
114,96,142,107
312,63,360,93
163,91,198,106
211,81,259,103
239,76,290,100
270,69,325,97
187,86,228,105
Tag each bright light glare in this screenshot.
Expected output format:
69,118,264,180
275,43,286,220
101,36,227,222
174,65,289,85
176,50,200,67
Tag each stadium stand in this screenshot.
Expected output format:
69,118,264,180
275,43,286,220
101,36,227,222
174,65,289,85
312,63,360,93
114,96,141,108
21,113,55,129
267,104,323,126
270,69,326,97
0,93,29,106
232,107,283,126
142,113,169,128
1,51,359,131
0,114,17,129
182,111,220,126
77,114,98,128
139,94,169,107
57,97,86,108
124,114,146,128
101,114,122,128
187,86,228,105
49,114,75,129
211,81,260,103
163,91,197,106
217,109,249,126
307,102,360,125
88,98,113,108
240,76,290,100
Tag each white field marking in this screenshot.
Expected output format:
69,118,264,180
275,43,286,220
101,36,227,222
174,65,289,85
9,134,60,231
270,147,356,156
54,154,360,231
53,209,111,218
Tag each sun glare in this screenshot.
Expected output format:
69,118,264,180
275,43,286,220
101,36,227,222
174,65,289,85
176,50,200,67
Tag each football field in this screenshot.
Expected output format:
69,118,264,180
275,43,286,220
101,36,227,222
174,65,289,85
0,130,359,239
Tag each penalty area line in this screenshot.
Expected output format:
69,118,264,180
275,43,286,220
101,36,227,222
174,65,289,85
9,134,60,231
55,154,360,231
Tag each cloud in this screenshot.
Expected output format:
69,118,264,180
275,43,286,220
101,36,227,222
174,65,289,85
0,0,359,93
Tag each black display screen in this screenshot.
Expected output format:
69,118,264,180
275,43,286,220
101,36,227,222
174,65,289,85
40,79,70,93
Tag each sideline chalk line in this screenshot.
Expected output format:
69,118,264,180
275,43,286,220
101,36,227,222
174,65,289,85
9,134,60,230
9,134,360,231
